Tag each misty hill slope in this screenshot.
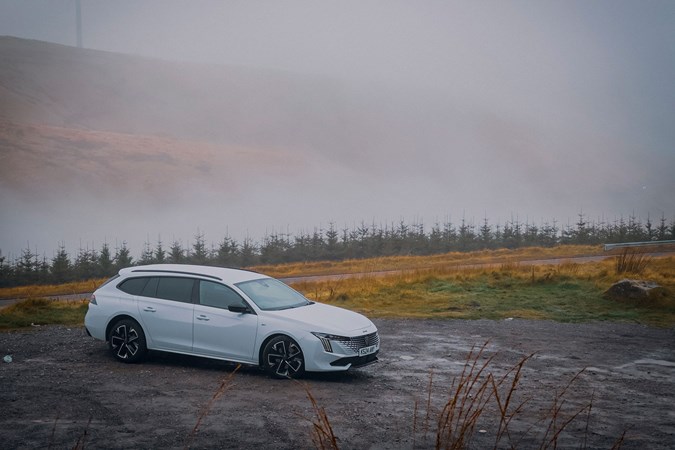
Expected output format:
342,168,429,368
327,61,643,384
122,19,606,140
0,36,461,179
0,36,374,201
0,36,490,189
0,37,665,259
0,36,631,218
0,36,352,146
0,119,301,202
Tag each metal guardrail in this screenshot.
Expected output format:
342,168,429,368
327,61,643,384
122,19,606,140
604,240,675,251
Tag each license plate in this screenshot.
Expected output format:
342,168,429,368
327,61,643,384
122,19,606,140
358,345,378,356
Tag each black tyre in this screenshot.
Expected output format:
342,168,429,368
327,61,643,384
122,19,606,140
108,318,147,363
262,335,305,379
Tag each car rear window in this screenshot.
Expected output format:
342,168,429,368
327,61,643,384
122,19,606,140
141,277,159,297
117,277,150,295
155,277,195,303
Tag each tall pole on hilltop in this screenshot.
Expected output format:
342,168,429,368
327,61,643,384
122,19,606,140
76,0,83,48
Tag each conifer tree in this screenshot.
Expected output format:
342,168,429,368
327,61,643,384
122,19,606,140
97,243,114,276
239,237,257,267
0,250,12,288
139,239,154,265
169,240,186,263
51,243,72,284
114,242,133,270
191,231,209,265
16,245,38,285
154,238,166,263
215,236,238,267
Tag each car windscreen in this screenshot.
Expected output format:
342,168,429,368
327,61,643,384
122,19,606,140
235,278,311,311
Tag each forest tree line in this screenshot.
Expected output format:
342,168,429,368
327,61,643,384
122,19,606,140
1,213,674,288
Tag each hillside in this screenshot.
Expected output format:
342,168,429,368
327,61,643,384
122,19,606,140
0,36,348,144
0,119,300,201
0,37,434,256
0,36,363,204
0,36,456,197
0,36,608,199
1,36,663,259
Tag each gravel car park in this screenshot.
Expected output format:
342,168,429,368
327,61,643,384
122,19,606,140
1,319,674,449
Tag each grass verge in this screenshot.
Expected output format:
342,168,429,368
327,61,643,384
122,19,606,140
0,297,89,330
0,279,107,300
292,256,675,327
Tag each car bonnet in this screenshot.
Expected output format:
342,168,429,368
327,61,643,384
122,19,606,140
265,301,374,336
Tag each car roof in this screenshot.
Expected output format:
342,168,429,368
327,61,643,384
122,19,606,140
118,264,268,284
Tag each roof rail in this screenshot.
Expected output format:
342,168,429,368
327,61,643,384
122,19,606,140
130,269,222,281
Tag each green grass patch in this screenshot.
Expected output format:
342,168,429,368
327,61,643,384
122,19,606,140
0,298,88,330
310,271,675,327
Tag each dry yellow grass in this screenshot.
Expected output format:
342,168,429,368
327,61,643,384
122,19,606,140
0,279,107,300
290,255,675,325
253,245,605,278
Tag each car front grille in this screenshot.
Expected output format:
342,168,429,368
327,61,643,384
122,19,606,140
338,332,379,353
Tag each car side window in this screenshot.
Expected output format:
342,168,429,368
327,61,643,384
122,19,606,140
155,277,195,303
141,277,159,298
199,280,246,310
118,277,149,295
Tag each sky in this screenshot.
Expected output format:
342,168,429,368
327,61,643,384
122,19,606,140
1,0,674,259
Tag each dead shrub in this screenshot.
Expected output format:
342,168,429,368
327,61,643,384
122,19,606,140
615,248,651,275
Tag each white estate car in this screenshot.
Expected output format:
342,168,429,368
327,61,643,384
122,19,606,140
84,264,379,378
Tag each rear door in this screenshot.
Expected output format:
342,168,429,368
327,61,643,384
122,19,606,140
192,280,258,361
136,276,196,352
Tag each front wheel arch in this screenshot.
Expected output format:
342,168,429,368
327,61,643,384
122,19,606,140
260,334,305,379
258,333,301,366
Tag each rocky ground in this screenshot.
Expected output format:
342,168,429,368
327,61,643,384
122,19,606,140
1,319,674,449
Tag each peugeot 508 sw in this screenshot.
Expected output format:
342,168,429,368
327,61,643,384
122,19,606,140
84,264,379,378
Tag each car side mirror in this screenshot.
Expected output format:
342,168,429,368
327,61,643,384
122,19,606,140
228,305,249,314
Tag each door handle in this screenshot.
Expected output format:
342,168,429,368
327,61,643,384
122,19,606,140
143,307,156,312
196,315,210,321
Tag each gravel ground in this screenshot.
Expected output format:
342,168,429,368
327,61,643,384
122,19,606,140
1,319,674,449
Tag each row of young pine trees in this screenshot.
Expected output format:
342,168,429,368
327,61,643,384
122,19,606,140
1,213,673,287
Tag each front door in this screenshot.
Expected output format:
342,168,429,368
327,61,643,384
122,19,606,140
192,280,258,362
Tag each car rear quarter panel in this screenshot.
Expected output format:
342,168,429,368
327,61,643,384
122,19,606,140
86,290,141,342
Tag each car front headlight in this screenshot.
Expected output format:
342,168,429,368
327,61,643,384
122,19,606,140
311,332,349,353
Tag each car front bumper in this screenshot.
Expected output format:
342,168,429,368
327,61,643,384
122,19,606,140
299,332,380,372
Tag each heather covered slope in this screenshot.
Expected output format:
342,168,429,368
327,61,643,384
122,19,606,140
0,119,298,202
